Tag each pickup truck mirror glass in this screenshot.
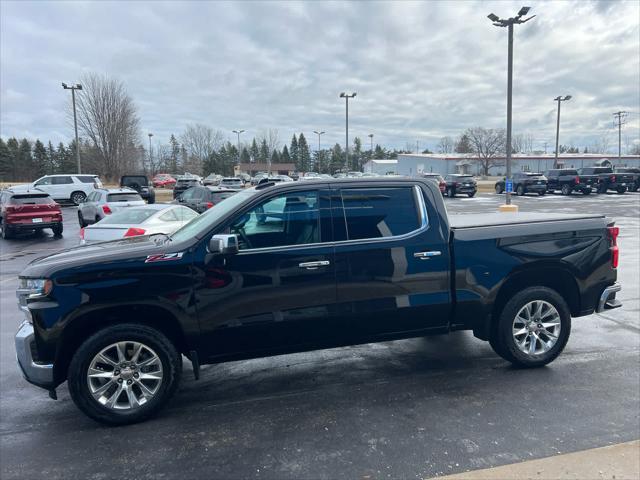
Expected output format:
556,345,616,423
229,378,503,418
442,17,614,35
208,234,239,255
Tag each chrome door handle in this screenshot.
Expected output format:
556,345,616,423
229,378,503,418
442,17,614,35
414,251,442,260
298,260,330,270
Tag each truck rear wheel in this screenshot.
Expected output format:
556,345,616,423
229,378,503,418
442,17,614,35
490,287,571,368
561,184,572,195
67,324,182,425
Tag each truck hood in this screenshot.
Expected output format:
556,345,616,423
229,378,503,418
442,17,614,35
20,235,177,279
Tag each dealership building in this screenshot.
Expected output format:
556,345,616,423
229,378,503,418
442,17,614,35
364,154,640,176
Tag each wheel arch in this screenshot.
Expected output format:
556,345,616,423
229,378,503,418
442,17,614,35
53,304,189,385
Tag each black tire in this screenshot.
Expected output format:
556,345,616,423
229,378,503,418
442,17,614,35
78,211,86,228
516,184,525,196
538,191,545,196
70,191,86,205
95,216,100,224
617,187,626,194
490,286,571,368
495,184,504,194
67,323,182,425
52,224,63,237
148,192,156,204
467,191,476,198
447,187,455,198
561,184,572,196
1,221,13,240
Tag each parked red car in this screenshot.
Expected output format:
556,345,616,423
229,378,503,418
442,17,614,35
152,174,176,188
0,189,63,239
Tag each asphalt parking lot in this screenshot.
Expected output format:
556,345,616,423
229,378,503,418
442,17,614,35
0,192,638,479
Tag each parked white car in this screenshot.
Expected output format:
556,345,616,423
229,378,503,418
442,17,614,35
11,174,102,205
77,188,145,227
80,204,198,244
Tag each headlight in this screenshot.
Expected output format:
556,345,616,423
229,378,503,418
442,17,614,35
19,278,53,296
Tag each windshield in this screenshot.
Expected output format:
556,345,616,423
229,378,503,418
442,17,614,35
171,188,257,242
99,208,159,225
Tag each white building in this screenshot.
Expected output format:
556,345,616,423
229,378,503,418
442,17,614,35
378,154,640,177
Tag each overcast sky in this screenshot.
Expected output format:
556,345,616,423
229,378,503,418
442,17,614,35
1,0,639,153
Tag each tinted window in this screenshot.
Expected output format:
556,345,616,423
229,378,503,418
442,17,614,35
561,170,578,175
107,193,143,202
230,190,320,249
52,176,73,185
77,176,98,184
181,187,196,200
341,187,420,240
210,192,235,204
9,194,54,205
121,176,148,187
100,208,158,225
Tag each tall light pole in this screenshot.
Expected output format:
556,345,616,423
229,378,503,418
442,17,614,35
553,95,572,168
368,134,374,173
613,111,627,164
488,6,535,210
313,130,325,172
232,129,245,169
148,133,154,173
340,92,356,171
62,82,83,173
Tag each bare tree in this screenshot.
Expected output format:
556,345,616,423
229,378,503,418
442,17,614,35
523,133,535,153
437,136,454,154
590,134,611,154
180,124,224,174
465,127,506,176
73,73,141,179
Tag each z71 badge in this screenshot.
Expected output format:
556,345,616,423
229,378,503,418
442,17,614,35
145,252,184,263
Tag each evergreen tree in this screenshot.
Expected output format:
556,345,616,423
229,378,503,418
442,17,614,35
33,140,48,178
240,147,250,164
298,133,311,172
250,139,259,162
330,143,344,173
352,137,362,170
47,141,57,174
169,134,180,173
18,138,34,180
56,142,72,173
290,134,299,167
259,139,269,163
270,149,280,165
455,134,473,153
373,144,385,159
0,138,11,180
281,145,291,164
6,137,20,180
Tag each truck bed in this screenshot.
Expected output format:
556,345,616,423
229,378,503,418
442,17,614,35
449,212,605,229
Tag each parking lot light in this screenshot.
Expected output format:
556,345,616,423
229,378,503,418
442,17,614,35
553,95,572,169
62,82,83,174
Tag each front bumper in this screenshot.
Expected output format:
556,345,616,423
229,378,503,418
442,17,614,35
15,321,54,389
596,283,622,313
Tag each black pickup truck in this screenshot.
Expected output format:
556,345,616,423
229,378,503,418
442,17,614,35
15,178,622,425
614,167,640,192
544,169,595,195
578,167,633,194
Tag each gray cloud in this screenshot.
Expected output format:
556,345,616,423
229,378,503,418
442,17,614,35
1,0,638,152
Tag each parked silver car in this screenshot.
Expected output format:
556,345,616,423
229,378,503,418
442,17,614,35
219,177,244,191
80,204,198,244
77,188,145,227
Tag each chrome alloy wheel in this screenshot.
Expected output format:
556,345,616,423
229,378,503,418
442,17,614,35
512,300,561,356
87,341,163,410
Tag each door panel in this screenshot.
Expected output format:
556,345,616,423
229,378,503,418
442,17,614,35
333,185,451,340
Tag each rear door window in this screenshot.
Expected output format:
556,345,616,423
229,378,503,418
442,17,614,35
77,175,99,184
52,176,73,185
340,187,421,240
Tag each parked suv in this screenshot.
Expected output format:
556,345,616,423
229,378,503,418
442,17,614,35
614,167,640,192
219,177,244,191
120,175,155,203
77,188,145,227
11,174,102,205
444,174,477,197
544,169,593,195
174,186,237,213
0,189,63,239
495,172,547,196
173,176,203,199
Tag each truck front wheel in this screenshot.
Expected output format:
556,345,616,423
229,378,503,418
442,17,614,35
490,287,571,368
67,324,182,425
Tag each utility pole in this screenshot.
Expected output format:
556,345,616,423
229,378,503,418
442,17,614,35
340,92,356,171
416,140,419,154
613,111,627,164
62,82,83,173
368,134,374,172
148,133,154,174
488,7,535,211
553,95,572,168
313,130,325,172
543,141,548,154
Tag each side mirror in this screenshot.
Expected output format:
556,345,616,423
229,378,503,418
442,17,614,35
208,234,239,255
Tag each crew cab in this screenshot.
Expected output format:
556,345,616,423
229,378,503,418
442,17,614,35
578,167,633,194
543,169,594,195
15,178,622,425
614,167,640,192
